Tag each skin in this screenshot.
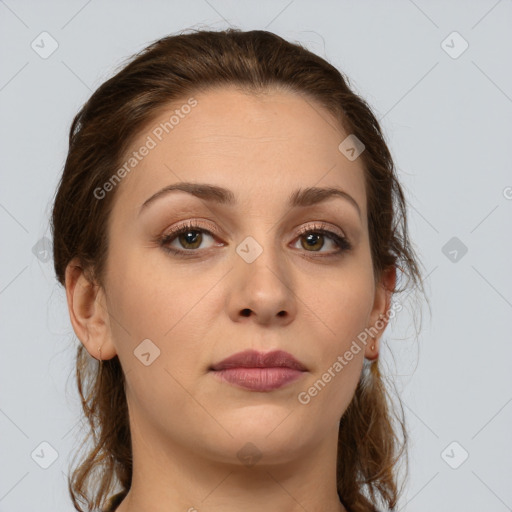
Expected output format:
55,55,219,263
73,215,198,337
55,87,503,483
65,85,395,512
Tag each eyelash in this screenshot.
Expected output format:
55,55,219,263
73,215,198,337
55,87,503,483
158,220,352,258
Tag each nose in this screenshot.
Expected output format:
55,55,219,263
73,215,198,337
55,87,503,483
226,235,297,326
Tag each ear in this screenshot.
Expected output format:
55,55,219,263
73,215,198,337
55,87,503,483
364,265,397,361
64,257,117,360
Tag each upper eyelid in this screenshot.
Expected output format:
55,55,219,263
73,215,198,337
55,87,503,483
164,219,345,235
162,219,220,238
163,220,347,244
296,221,345,237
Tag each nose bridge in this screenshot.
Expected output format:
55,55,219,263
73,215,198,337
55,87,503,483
229,187,295,277
232,197,281,264
236,186,290,254
235,227,283,283
230,224,295,317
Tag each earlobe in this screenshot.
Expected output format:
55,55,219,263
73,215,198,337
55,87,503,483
365,265,397,360
365,313,386,361
64,258,117,360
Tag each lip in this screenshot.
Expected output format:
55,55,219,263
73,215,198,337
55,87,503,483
210,349,307,372
209,349,308,392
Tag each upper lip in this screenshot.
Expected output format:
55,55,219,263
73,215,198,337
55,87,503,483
210,349,307,371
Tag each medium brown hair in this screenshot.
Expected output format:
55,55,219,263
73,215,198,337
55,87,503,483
51,28,427,512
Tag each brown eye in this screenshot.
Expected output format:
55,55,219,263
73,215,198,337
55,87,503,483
300,232,325,251
176,230,203,249
159,221,218,256
158,220,352,259
294,223,352,256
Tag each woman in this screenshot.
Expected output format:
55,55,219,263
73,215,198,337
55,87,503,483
51,28,426,512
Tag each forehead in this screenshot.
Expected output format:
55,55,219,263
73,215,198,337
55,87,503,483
111,85,367,219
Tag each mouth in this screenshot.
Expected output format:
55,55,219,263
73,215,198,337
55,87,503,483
209,349,308,392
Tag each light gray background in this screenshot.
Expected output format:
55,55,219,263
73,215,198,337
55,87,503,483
1,1,511,511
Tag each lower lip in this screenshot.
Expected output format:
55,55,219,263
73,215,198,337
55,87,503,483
211,367,305,391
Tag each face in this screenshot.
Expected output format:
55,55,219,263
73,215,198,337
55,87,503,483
69,85,391,469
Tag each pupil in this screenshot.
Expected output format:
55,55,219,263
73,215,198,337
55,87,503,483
181,231,200,247
304,233,322,251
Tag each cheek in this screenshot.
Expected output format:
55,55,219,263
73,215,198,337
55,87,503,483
309,269,375,345
106,254,216,416
300,272,373,410
105,249,221,364
296,281,370,422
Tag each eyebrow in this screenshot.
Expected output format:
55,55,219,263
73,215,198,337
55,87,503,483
138,182,362,219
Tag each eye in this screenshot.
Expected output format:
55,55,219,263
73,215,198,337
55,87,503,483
158,220,219,256
158,220,352,258
293,222,352,256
